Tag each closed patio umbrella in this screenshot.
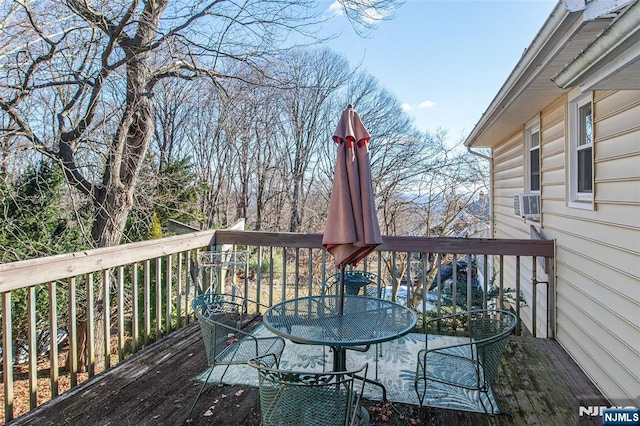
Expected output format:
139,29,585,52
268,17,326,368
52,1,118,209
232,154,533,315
323,105,382,314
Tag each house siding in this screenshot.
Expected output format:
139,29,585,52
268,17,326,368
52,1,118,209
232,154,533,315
492,129,547,337
491,90,640,404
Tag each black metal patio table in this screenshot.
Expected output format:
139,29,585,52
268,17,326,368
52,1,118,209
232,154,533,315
262,295,417,400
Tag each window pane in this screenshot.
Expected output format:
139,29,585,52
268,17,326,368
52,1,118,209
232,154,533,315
579,103,592,146
531,131,540,147
530,148,540,191
578,147,592,193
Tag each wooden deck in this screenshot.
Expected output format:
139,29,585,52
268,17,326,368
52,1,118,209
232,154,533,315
7,321,606,426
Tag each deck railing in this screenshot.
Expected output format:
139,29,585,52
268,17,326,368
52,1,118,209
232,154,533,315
0,228,554,423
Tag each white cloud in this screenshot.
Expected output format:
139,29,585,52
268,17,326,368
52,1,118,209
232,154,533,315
362,8,385,25
402,100,436,113
418,100,437,109
328,1,344,16
327,1,389,24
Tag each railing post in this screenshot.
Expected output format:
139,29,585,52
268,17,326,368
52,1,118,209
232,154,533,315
87,273,95,377
294,248,300,300
515,256,521,336
531,257,537,338
451,254,457,314
48,281,59,397
3,292,13,423
118,266,125,362
466,254,473,312
144,260,151,346
155,258,162,340
548,255,556,338
166,255,173,334
28,285,37,409
103,270,111,370
281,248,287,302
256,247,263,308
185,252,193,323
436,253,443,316
68,276,78,386
421,254,428,324
307,248,313,297
498,255,504,311
132,263,139,352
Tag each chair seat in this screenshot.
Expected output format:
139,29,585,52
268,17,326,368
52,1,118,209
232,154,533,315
216,335,285,364
413,309,517,419
416,346,485,391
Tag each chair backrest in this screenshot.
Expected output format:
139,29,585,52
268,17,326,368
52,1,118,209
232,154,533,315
472,311,517,385
249,354,367,426
192,293,248,364
322,271,379,297
425,309,517,386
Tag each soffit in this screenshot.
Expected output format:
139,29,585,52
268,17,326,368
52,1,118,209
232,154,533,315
555,0,640,91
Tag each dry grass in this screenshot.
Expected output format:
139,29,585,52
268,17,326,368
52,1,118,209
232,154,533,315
0,337,126,425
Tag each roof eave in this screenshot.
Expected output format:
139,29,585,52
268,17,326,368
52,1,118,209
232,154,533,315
552,0,640,90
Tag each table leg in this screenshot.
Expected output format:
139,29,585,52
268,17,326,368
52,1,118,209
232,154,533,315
333,346,347,371
332,346,387,401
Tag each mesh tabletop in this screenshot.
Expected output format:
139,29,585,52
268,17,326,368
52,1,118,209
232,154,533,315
263,295,417,347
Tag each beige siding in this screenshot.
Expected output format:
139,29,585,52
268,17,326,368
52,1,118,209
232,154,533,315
541,99,567,212
491,90,640,404
492,130,545,336
598,130,640,160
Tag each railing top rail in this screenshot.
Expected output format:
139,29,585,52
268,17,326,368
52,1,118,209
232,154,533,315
0,229,216,292
1,228,554,293
214,230,555,257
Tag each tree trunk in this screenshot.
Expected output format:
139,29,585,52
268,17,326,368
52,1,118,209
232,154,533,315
79,16,158,369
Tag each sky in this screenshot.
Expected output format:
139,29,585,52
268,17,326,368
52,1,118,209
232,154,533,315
318,0,558,144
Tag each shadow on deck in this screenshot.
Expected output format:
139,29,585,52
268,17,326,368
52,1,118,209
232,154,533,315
8,321,606,426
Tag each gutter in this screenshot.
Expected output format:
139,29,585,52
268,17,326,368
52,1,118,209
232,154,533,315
552,0,640,89
466,146,490,161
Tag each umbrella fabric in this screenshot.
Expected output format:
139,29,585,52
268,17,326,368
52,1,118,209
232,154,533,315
323,106,383,268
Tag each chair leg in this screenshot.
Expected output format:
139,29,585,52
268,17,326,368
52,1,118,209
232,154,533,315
186,365,215,423
374,344,381,380
415,379,427,425
480,388,499,415
353,373,387,401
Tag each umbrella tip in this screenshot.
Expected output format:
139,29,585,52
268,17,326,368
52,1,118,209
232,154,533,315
347,104,353,109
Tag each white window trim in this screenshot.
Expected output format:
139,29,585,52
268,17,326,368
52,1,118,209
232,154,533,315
525,119,541,195
567,89,594,210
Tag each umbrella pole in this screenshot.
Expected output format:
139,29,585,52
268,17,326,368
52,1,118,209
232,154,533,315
339,264,345,316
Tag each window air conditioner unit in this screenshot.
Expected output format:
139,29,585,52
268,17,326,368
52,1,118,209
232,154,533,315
514,194,540,219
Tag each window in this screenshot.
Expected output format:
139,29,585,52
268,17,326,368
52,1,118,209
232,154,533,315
568,90,594,209
525,123,541,193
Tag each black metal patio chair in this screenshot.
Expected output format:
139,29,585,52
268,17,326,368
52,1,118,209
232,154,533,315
414,309,517,421
187,293,286,422
249,353,370,426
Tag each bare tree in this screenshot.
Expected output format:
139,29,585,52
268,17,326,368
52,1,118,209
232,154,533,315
273,48,351,232
0,0,403,248
0,0,404,373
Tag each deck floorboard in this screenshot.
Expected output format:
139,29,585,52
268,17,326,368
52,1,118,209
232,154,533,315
8,322,606,425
